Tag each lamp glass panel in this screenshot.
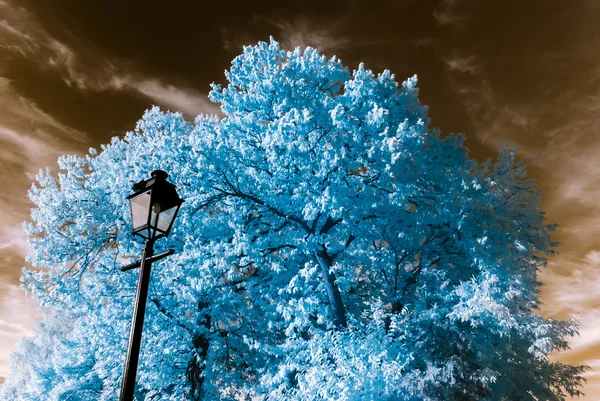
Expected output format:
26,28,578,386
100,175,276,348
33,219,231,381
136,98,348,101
129,191,151,231
156,205,178,232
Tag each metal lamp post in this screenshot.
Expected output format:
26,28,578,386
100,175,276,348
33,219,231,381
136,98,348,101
119,170,184,401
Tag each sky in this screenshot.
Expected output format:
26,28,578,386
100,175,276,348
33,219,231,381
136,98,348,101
0,0,598,397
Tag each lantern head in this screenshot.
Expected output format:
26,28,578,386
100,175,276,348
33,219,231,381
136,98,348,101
127,170,184,240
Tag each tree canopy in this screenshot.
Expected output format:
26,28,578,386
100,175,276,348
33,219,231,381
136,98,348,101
0,39,586,400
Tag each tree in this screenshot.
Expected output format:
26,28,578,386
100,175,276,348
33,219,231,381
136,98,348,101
1,38,586,400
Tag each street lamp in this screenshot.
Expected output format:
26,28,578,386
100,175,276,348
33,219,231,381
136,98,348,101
119,170,184,401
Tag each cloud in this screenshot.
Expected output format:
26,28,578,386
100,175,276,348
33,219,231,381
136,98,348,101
586,251,600,264
0,76,84,289
0,284,40,378
0,76,85,174
550,144,600,208
0,1,216,118
540,251,600,368
540,252,600,397
433,0,471,27
561,357,600,398
444,55,480,75
270,17,350,52
46,39,118,91
0,1,113,90
0,225,28,256
0,3,41,57
0,77,83,137
541,251,600,316
413,37,436,48
122,77,221,117
0,77,85,181
442,54,503,147
222,15,349,54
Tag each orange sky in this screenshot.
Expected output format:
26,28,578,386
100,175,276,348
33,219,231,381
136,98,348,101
0,0,598,397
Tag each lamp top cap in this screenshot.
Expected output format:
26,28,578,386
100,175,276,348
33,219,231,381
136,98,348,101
151,170,168,180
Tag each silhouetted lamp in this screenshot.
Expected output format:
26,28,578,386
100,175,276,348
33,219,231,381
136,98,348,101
119,170,183,401
128,170,183,240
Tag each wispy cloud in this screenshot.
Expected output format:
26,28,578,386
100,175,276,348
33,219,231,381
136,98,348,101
541,251,600,395
433,0,471,28
442,53,503,147
444,55,480,75
0,3,42,57
541,252,600,318
0,1,217,117
0,225,29,256
0,76,83,288
0,2,113,90
122,78,221,116
0,77,85,168
222,15,349,54
269,17,350,52
0,284,40,378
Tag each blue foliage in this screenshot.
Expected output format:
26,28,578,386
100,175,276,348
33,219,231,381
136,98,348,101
0,39,586,400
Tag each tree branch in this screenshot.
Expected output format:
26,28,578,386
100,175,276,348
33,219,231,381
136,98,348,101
319,216,343,235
